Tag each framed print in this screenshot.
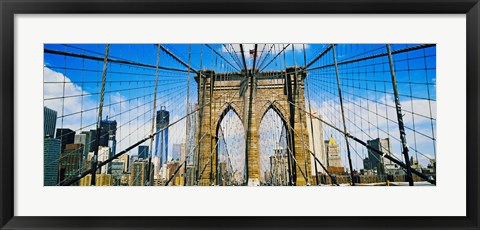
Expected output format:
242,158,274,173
1,0,479,229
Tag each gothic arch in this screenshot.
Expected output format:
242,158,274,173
257,103,292,185
215,102,244,129
214,104,246,186
258,102,289,129
215,104,244,139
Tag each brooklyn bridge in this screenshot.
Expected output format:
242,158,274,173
43,44,437,186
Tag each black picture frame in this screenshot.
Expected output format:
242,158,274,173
1,0,479,229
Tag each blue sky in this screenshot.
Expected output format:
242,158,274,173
44,44,436,175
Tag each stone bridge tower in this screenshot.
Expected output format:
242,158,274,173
194,67,311,186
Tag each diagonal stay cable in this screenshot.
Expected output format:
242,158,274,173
262,99,339,186
205,44,241,72
286,100,436,185
61,100,211,186
164,132,208,186
258,44,291,72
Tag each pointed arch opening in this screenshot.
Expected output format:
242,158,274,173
259,104,291,186
215,106,246,186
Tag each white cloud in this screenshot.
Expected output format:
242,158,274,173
310,94,437,169
43,67,157,158
314,94,437,131
44,67,98,131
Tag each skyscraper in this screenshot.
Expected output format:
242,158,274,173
88,129,97,152
58,143,83,185
155,107,169,166
152,156,161,179
44,106,57,138
366,138,395,174
307,111,326,175
166,160,182,186
363,157,373,170
117,153,129,172
129,155,139,172
56,128,75,152
325,136,342,167
186,103,197,166
74,132,91,159
96,146,110,174
171,144,182,161
269,146,289,186
138,145,149,159
88,119,117,159
110,159,125,185
88,146,111,174
131,159,150,186
44,137,61,186
100,118,117,157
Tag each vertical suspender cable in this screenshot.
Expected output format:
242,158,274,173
146,44,161,186
184,44,192,186
303,44,320,185
91,44,110,186
332,44,355,186
386,44,414,186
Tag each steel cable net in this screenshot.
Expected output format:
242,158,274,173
259,109,289,186
217,110,245,186
307,44,436,185
44,44,198,186
43,43,436,186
